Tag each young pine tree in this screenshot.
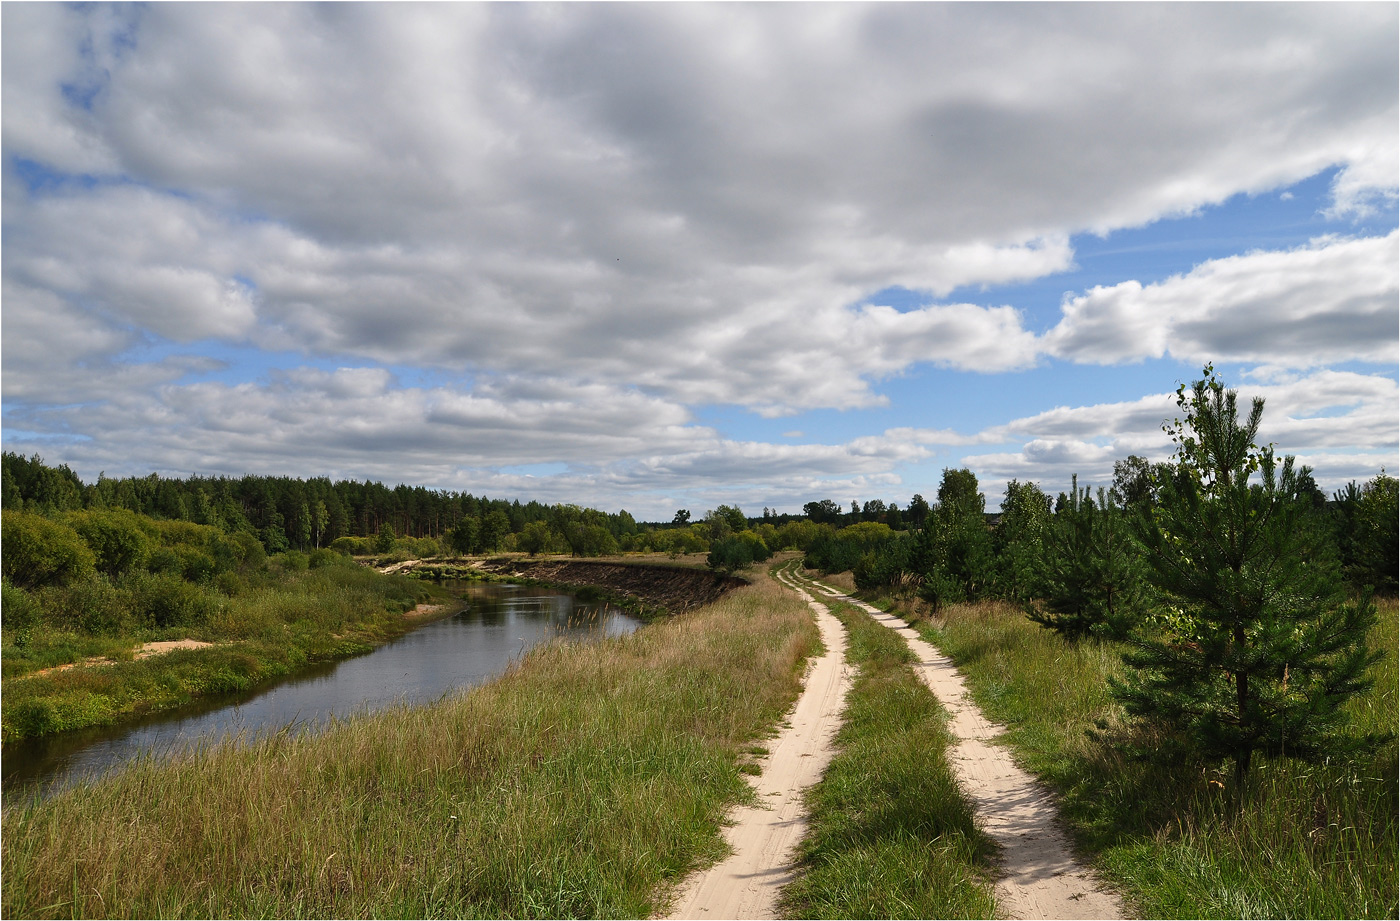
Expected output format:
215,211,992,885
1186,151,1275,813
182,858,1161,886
1112,368,1383,790
1028,476,1144,641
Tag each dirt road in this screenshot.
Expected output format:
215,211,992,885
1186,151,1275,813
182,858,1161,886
802,576,1124,921
661,568,852,920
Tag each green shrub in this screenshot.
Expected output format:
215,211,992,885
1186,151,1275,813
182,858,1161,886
63,509,151,578
1,510,96,589
126,572,215,630
1,580,41,632
43,575,132,636
228,531,266,569
146,547,183,575
329,535,372,556
271,550,310,573
707,536,753,574
307,547,351,569
213,570,246,597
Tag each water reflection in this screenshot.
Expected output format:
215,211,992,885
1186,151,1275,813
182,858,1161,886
2,582,640,797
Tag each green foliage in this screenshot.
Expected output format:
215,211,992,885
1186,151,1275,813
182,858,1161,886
480,509,511,551
1028,477,1144,641
515,519,555,556
704,504,748,538
1,510,96,589
707,536,753,574
44,575,134,636
1333,474,1399,594
735,529,772,563
1115,367,1385,788
374,523,396,554
0,453,84,512
914,469,993,611
62,508,151,577
992,479,1051,602
447,516,480,554
803,499,844,524
124,571,218,629
553,505,620,557
1,580,41,632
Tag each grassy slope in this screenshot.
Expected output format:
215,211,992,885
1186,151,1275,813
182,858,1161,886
2,564,444,740
779,569,998,919
915,596,1398,920
2,574,817,919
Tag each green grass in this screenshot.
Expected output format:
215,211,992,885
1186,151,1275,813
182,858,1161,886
2,574,818,919
2,563,443,740
779,564,998,919
914,596,1398,919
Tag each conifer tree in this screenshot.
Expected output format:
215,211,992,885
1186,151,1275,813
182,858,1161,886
1028,476,1144,640
1113,368,1382,790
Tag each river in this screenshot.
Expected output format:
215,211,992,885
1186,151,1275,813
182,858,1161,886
1,581,642,797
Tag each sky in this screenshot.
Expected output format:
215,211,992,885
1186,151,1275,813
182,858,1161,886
2,2,1397,522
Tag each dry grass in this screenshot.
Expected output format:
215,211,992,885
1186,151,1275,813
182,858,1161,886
3,576,819,919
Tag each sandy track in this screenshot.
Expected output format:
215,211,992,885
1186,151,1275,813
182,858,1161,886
661,570,852,920
804,578,1124,921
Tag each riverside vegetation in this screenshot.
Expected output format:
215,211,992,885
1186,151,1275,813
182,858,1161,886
2,507,443,740
1,570,818,919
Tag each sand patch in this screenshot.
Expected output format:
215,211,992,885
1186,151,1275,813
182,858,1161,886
29,639,217,678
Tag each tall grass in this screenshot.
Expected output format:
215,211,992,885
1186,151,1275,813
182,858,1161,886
780,577,997,919
918,597,1398,919
3,575,818,919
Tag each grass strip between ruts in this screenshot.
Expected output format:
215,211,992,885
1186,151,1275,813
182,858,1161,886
779,563,998,920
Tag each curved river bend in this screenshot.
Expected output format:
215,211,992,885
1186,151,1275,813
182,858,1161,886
2,581,642,797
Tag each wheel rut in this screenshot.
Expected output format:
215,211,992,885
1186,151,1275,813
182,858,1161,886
799,575,1125,921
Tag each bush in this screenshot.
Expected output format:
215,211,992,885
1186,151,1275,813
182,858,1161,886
708,536,753,574
271,550,310,573
147,547,184,576
126,572,215,630
736,530,773,563
63,509,151,578
228,531,266,570
329,535,373,556
1,580,41,632
1,509,96,589
43,575,133,636
308,547,351,569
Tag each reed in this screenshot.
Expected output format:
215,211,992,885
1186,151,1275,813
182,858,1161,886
3,575,818,919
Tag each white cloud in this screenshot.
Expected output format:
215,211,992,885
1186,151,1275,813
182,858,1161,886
962,369,1398,500
1044,233,1399,367
3,4,1396,514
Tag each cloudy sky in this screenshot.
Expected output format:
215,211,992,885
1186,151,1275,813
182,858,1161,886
3,3,1396,521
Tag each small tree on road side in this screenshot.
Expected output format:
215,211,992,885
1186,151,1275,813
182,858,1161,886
1112,368,1383,791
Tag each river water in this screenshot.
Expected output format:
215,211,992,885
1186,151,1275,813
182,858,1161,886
1,581,642,797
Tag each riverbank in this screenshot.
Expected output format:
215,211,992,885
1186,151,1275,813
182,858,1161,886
2,569,819,919
1,563,452,742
